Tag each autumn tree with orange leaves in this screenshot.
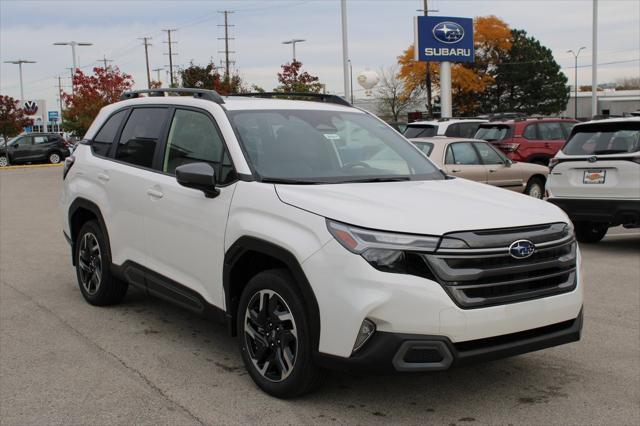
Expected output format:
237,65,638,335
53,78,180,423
398,16,512,115
62,67,134,136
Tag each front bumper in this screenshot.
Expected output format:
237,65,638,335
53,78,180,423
316,309,582,372
548,197,640,226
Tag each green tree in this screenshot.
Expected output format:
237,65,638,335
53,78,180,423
274,60,323,93
485,29,569,114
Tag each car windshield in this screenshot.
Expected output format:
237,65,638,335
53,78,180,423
404,125,437,138
475,125,510,141
229,109,443,183
563,125,640,155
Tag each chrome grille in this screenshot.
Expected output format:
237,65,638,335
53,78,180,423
424,223,577,309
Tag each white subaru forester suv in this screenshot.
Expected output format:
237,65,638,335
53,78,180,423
61,89,583,398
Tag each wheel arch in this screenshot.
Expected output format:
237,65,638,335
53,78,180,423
223,236,321,350
68,198,110,266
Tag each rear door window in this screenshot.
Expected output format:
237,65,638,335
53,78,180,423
404,125,437,138
93,109,128,157
116,108,169,168
522,124,537,139
537,122,565,140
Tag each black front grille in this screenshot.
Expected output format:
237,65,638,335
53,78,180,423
423,223,577,309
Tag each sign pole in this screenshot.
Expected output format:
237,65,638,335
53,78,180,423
440,62,452,118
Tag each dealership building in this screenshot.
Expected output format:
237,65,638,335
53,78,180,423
563,89,640,120
18,99,63,134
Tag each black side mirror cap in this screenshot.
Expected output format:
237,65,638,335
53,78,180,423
175,162,219,198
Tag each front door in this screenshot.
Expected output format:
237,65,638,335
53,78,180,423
12,136,33,162
143,107,237,308
443,142,488,183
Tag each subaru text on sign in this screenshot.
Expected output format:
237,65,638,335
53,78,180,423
414,16,474,63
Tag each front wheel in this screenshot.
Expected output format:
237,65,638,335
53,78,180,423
0,155,8,167
48,152,61,164
575,221,608,243
237,269,323,398
524,177,544,199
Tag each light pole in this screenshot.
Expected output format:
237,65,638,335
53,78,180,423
340,0,350,104
53,41,93,72
282,39,305,61
347,59,354,103
567,47,586,119
3,59,36,100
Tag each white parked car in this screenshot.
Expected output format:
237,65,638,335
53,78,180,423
547,117,640,242
61,89,583,398
404,118,488,139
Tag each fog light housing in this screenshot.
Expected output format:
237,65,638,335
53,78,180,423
353,319,376,353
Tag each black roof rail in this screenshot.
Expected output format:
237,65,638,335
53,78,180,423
119,88,225,104
234,92,351,107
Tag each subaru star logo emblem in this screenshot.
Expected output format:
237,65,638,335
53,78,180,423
588,156,598,163
509,240,536,259
433,21,465,44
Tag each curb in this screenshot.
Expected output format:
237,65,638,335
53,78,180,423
0,163,64,171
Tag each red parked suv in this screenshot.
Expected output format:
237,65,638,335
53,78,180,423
474,118,578,166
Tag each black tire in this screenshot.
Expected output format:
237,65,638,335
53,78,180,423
48,151,61,164
237,269,323,398
75,220,128,305
524,177,545,199
0,155,8,167
574,221,608,243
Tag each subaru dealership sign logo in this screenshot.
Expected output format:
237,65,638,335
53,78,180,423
433,22,465,44
509,240,536,259
415,16,474,63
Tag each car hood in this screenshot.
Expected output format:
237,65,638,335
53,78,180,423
276,178,567,235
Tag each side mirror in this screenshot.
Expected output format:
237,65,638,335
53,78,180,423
505,159,513,167
175,162,219,198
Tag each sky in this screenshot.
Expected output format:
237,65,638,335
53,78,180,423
1,0,639,113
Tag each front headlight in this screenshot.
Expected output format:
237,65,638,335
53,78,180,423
326,219,440,273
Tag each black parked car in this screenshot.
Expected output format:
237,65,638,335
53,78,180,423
0,133,71,167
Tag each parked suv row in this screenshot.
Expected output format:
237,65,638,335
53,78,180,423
0,132,70,166
475,118,577,165
61,89,582,398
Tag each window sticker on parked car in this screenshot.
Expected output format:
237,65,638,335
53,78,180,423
323,133,340,140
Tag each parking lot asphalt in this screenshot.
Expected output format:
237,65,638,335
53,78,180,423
1,166,639,425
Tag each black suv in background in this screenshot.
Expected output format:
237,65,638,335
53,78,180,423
0,133,70,167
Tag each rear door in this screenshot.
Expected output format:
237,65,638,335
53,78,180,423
443,142,488,183
31,134,52,160
475,142,524,191
537,121,567,158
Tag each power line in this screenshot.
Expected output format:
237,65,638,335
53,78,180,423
218,11,235,79
96,55,114,69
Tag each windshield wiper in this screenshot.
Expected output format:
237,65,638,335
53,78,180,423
261,177,330,185
337,176,411,183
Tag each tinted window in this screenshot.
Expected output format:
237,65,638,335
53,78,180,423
93,110,128,157
522,124,537,139
163,109,236,184
404,125,437,138
537,122,565,140
116,108,169,168
563,127,640,155
459,122,482,138
33,135,48,144
414,142,434,156
447,143,480,165
444,123,461,137
475,125,511,141
475,142,504,164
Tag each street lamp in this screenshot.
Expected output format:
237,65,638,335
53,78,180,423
567,47,586,119
282,39,305,61
347,59,354,103
53,41,93,72
3,59,36,100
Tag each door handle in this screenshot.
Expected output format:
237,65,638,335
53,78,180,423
489,169,497,173
97,173,110,182
146,188,164,199
451,169,461,173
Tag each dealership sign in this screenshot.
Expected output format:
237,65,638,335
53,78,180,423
414,16,474,63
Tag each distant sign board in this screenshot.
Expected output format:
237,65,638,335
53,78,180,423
414,16,474,63
48,111,59,121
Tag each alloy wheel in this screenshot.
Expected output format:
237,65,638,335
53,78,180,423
244,289,298,382
78,232,102,295
49,153,61,164
0,156,7,167
528,183,543,199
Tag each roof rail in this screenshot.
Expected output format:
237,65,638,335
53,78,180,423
119,88,225,104
437,116,484,122
234,92,351,107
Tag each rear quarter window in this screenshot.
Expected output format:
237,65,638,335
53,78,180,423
475,125,511,141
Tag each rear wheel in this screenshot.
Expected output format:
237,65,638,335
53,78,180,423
75,220,128,305
237,269,323,398
524,177,544,199
48,152,61,164
575,221,608,243
0,155,7,167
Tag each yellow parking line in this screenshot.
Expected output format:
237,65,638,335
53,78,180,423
0,163,64,170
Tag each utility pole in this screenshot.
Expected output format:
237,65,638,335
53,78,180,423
591,0,598,117
218,11,235,79
567,47,586,119
162,29,177,86
66,67,75,95
57,76,64,113
139,36,153,89
153,67,163,85
3,59,36,100
96,54,113,70
340,0,350,103
420,0,438,117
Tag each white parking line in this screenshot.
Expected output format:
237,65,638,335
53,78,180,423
605,232,640,238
